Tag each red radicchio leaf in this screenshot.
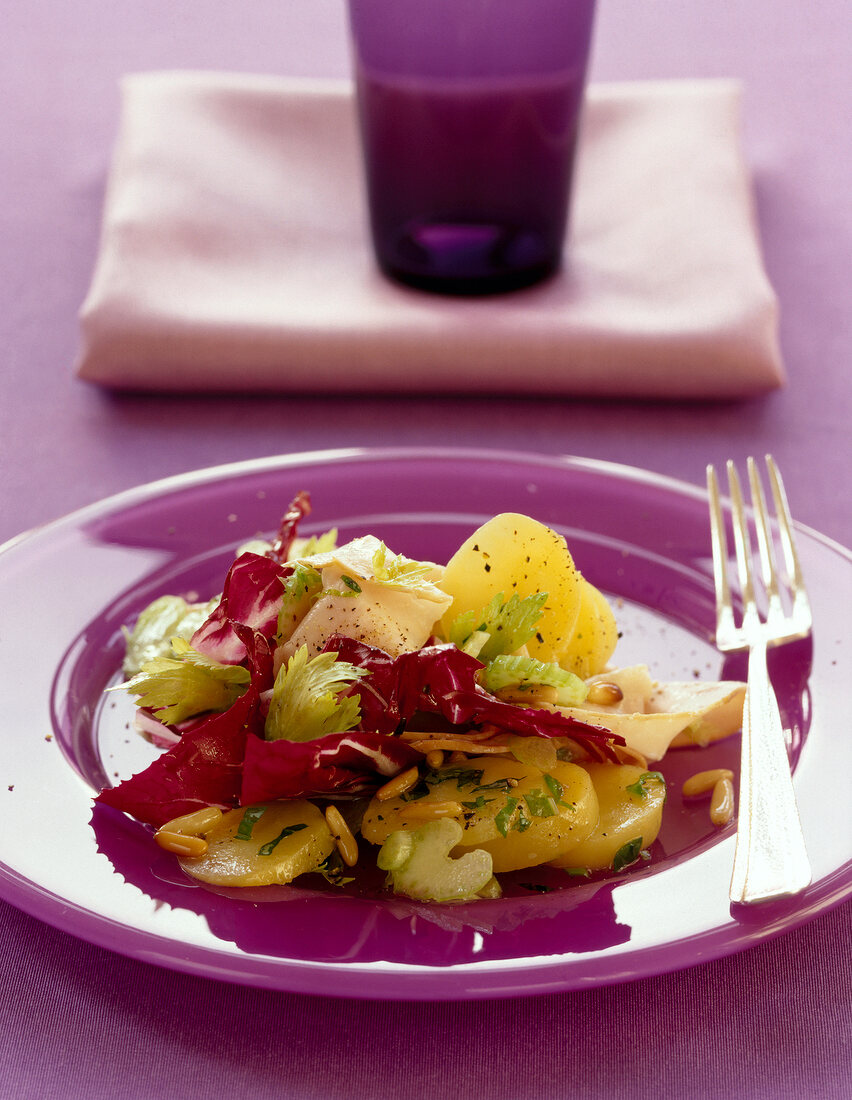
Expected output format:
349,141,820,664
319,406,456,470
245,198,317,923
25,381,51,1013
240,731,422,803
99,626,274,827
325,635,623,760
96,689,259,828
267,490,312,563
191,552,289,664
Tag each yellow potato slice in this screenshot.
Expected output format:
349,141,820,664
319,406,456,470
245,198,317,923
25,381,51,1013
550,764,666,872
178,800,334,887
562,579,619,678
438,514,584,663
362,755,600,874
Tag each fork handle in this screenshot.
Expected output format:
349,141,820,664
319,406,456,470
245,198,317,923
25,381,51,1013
730,638,811,904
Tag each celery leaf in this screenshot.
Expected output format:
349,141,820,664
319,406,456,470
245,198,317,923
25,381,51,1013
483,653,588,705
448,591,548,661
123,636,251,724
264,646,366,743
370,542,434,590
276,564,323,641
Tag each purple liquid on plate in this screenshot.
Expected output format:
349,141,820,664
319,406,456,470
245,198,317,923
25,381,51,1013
356,74,585,293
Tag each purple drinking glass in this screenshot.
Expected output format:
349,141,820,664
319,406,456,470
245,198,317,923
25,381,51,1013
346,0,597,295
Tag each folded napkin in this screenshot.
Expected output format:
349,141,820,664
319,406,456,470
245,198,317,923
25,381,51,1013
76,72,785,397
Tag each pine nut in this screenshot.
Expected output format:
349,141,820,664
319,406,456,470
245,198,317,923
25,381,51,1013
154,830,208,858
586,681,624,706
402,800,463,821
375,766,420,802
324,805,358,867
682,768,734,799
709,777,735,826
425,750,444,769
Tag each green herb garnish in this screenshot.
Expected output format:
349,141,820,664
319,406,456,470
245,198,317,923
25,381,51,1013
431,767,485,790
474,777,515,793
523,789,558,819
625,772,666,801
543,772,571,808
613,837,643,872
235,806,267,840
494,797,519,837
460,795,495,812
258,823,307,856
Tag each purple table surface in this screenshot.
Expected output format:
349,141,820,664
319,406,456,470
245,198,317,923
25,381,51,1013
2,2,850,1098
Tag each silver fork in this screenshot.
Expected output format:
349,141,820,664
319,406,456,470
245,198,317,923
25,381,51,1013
707,455,812,905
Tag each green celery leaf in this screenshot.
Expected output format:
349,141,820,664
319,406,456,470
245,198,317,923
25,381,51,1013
482,653,588,705
370,542,435,590
293,528,338,558
122,636,250,724
277,564,323,640
122,593,220,676
264,646,366,743
447,591,548,661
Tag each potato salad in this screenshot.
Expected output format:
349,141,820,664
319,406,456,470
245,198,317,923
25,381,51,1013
99,494,745,903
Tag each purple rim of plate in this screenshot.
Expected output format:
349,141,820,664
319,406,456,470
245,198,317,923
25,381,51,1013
0,447,849,1001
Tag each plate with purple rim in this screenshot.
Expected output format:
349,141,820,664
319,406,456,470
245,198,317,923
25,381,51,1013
0,448,849,1000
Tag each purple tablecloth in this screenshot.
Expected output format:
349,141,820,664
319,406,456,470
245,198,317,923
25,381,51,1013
2,2,850,1097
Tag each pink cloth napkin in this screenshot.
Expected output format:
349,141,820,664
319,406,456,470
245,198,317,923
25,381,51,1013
76,72,785,397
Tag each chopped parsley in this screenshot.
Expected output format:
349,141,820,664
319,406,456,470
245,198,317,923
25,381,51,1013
625,772,666,801
494,796,533,836
460,795,495,812
613,836,643,872
474,777,515,794
258,823,307,856
494,797,519,837
523,789,558,818
235,806,267,840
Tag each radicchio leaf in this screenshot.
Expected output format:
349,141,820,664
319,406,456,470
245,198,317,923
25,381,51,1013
191,552,289,664
267,490,312,563
241,730,422,803
325,635,622,760
95,688,258,827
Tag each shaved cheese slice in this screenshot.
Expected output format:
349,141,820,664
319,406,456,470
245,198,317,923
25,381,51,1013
278,535,452,660
558,665,745,761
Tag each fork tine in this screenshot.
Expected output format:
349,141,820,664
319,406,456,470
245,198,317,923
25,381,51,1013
726,460,757,627
706,464,734,637
765,454,813,629
747,456,783,619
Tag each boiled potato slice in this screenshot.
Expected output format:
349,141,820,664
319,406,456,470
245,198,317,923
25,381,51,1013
362,755,600,874
438,514,584,664
563,579,619,678
550,764,666,872
178,800,334,886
